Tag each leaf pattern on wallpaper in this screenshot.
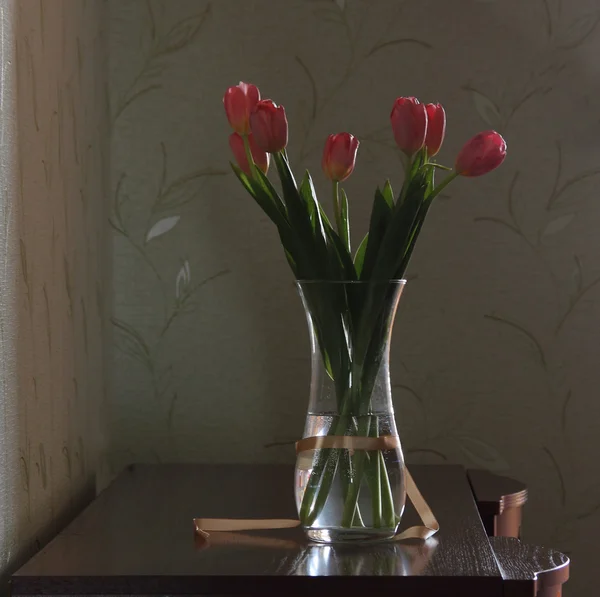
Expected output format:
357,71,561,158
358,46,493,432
556,11,600,50
146,216,180,242
473,171,540,251
576,483,600,521
543,446,567,508
366,38,433,57
542,213,575,237
546,142,600,210
555,265,600,336
452,436,510,472
153,169,227,213
484,314,548,369
474,110,600,571
571,256,583,296
112,2,213,122
111,139,230,415
161,268,229,338
463,87,502,130
298,0,429,162
175,260,191,299
463,81,553,133
541,0,562,38
112,317,154,373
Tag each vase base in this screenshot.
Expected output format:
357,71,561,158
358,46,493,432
305,527,397,544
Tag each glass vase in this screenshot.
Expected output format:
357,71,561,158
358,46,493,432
295,280,407,543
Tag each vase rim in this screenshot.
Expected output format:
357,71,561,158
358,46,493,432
296,279,406,285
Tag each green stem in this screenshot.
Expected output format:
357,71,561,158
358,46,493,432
299,407,352,525
429,170,459,200
332,180,343,237
341,416,371,527
341,450,365,527
242,135,256,179
399,154,413,204
369,418,382,527
380,450,395,527
425,161,452,171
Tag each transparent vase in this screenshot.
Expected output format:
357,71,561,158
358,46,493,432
295,280,407,544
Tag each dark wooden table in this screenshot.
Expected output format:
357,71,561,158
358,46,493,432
10,464,568,597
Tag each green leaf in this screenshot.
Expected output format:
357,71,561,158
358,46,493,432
274,152,301,205
231,161,256,196
360,187,393,280
231,164,292,242
299,171,331,276
395,198,432,278
398,150,426,205
354,234,369,278
273,154,321,278
298,170,354,281
284,249,298,277
367,170,428,282
395,164,436,276
382,180,394,208
254,167,288,219
299,171,326,238
323,220,357,281
232,162,303,276
231,163,281,225
424,163,435,197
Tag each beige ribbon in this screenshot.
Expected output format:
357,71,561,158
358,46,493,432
194,435,439,542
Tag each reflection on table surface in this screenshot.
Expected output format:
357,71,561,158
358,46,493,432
196,529,438,577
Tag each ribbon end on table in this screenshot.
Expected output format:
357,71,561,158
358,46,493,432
193,519,211,539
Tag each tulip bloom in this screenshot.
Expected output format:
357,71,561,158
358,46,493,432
390,97,428,156
322,133,359,182
229,132,269,176
455,130,507,177
424,103,446,157
250,100,288,153
223,82,260,135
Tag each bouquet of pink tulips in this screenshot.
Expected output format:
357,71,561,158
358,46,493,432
224,82,506,285
223,82,507,532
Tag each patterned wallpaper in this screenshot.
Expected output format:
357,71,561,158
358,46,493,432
109,1,600,593
0,0,108,583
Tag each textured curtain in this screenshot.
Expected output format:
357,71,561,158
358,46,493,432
0,0,108,582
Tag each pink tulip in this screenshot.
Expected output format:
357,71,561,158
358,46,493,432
390,96,428,156
249,100,288,153
455,130,507,177
223,82,260,135
229,132,269,176
424,103,446,157
322,133,359,182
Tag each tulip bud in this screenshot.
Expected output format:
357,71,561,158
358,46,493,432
390,96,428,156
223,82,260,135
229,132,270,176
424,103,446,157
455,130,507,177
249,100,288,153
322,133,359,182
